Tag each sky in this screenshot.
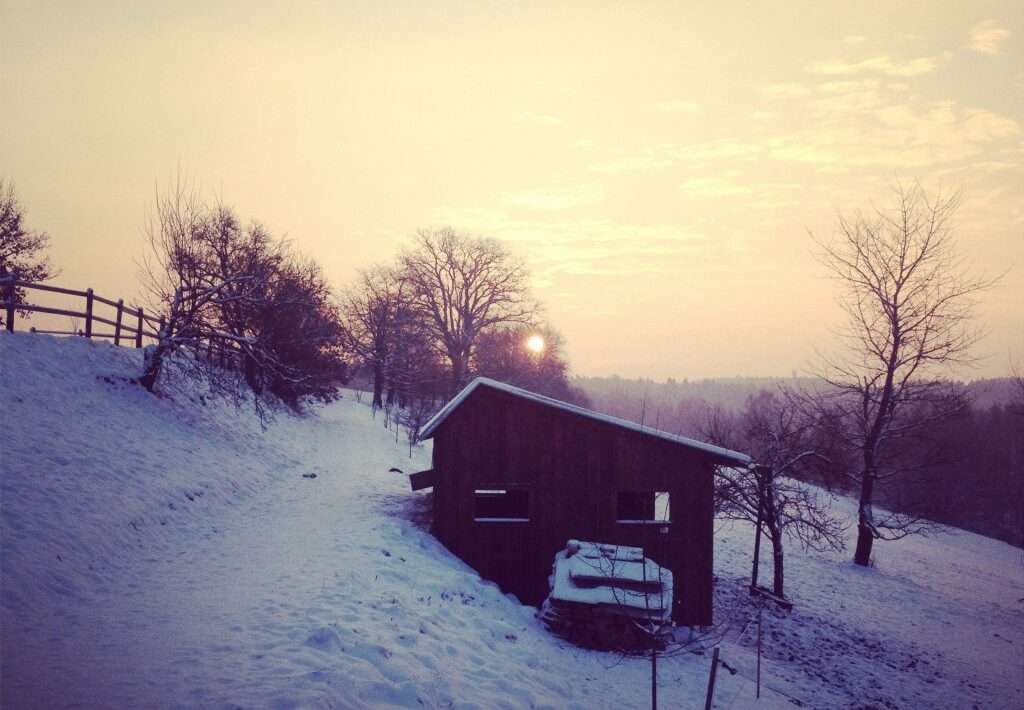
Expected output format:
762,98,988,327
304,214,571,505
2,1,1022,380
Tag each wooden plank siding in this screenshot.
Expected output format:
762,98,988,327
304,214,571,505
427,385,717,625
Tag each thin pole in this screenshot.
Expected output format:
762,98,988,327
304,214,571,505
703,646,720,710
651,645,657,710
756,603,763,698
641,544,657,710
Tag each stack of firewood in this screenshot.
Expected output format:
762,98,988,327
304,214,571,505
538,540,672,651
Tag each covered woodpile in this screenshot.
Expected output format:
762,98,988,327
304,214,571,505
539,540,672,651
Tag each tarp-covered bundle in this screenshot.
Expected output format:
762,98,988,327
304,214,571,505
539,540,672,650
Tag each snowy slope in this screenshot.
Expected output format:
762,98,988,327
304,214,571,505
2,331,1022,709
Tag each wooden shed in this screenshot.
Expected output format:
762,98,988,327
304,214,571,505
411,377,751,626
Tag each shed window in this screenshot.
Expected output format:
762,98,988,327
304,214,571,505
474,489,529,522
617,491,670,523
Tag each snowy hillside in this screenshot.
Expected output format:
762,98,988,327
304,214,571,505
2,332,1022,709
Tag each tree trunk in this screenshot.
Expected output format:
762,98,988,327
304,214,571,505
140,342,166,392
141,289,181,393
243,352,262,392
372,360,384,409
854,516,874,566
449,353,466,397
770,533,785,598
854,470,876,566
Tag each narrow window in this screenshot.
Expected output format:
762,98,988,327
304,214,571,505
617,491,670,524
474,488,529,522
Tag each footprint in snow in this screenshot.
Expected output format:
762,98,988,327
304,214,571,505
305,627,344,652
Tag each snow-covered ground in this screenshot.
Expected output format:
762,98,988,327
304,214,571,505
2,332,1022,709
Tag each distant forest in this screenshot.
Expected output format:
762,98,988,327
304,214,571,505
576,375,1024,548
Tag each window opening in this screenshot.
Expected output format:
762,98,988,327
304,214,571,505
616,491,670,523
474,488,529,521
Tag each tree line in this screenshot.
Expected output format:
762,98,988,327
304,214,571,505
1,178,586,426
5,176,1017,597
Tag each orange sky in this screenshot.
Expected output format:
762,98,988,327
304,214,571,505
2,1,1021,379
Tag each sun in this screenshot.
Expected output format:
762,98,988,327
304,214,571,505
525,334,545,354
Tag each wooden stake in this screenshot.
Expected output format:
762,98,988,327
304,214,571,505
756,603,763,699
651,644,657,710
703,646,720,710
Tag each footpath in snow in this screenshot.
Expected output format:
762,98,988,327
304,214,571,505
2,332,1022,709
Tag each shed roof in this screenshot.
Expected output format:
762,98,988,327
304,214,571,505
418,377,752,466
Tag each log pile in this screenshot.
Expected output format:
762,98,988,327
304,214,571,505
538,540,673,651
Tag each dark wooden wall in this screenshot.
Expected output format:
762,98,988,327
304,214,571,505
430,387,716,625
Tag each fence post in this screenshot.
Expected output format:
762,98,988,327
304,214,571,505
114,299,124,346
84,288,94,338
136,307,144,348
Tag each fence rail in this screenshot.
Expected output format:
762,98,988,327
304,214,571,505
1,277,160,348
2,277,248,372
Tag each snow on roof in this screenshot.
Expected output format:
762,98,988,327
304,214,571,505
418,377,751,465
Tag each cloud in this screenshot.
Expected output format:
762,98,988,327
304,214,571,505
590,155,672,173
429,207,708,284
772,91,1021,168
760,82,812,99
670,81,1021,173
968,20,1010,55
524,113,562,125
502,184,604,211
818,79,878,94
656,99,700,114
575,138,596,149
807,55,938,77
672,139,762,162
679,177,752,197
842,35,867,45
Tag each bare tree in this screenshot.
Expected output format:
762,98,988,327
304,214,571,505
1011,357,1024,413
137,180,346,414
340,265,408,409
138,182,267,396
705,390,845,598
812,184,996,566
400,228,536,395
0,179,56,324
252,252,347,406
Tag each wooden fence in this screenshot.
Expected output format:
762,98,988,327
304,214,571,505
2,277,251,371
1,277,161,347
